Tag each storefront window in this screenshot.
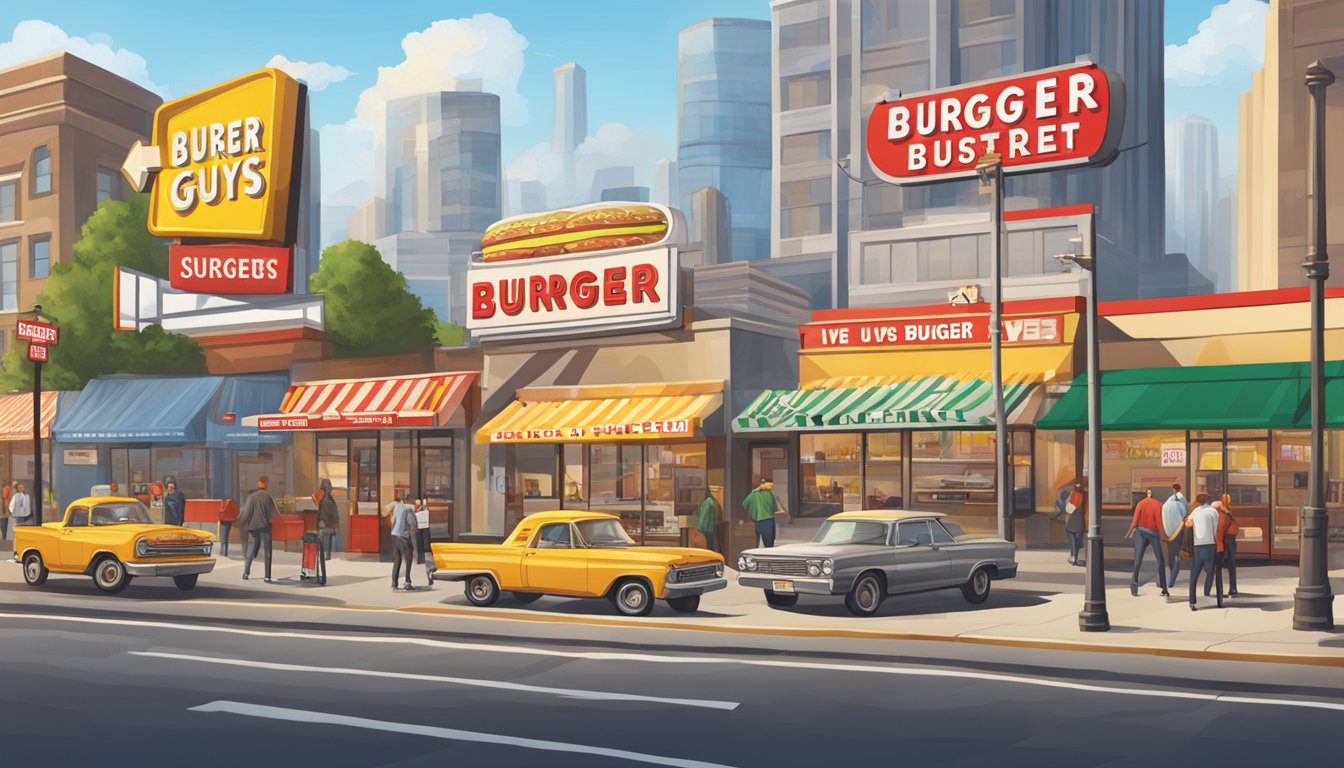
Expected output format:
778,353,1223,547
561,444,588,505
391,431,413,502
643,443,707,545
419,435,453,535
590,444,642,537
1096,432,1187,514
236,449,291,512
110,447,153,500
351,438,379,506
863,433,902,510
911,431,995,529
800,433,862,516
153,447,208,500
514,444,557,498
1035,429,1077,512
317,437,350,499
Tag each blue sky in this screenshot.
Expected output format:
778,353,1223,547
0,1,1266,206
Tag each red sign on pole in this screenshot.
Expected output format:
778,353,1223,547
27,343,48,363
169,243,294,294
17,319,59,345
866,61,1123,184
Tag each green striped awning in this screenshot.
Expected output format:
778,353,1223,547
735,376,1037,432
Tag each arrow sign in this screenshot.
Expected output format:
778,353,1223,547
121,139,163,194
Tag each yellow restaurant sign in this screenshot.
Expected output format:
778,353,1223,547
146,68,303,242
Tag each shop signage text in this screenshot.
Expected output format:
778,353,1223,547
63,449,99,466
27,343,48,362
16,319,59,345
866,62,1122,184
169,244,293,294
468,247,680,341
491,419,694,443
257,412,436,431
142,68,304,243
1161,445,1187,467
801,315,1064,349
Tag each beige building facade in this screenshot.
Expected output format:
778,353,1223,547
1239,0,1344,291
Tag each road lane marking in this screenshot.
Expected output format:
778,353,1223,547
189,700,739,768
132,651,738,711
6,612,1344,714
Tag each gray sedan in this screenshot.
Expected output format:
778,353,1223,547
737,511,1017,616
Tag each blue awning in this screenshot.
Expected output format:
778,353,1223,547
53,376,223,443
207,374,292,448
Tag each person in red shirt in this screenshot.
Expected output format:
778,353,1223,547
1126,489,1169,597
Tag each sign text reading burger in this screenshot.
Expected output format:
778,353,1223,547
866,62,1122,184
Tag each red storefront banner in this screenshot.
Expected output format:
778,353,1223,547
17,318,59,345
256,412,438,431
866,61,1122,184
169,243,293,294
801,315,1064,350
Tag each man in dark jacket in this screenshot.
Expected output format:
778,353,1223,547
163,480,186,527
238,476,277,582
316,478,339,563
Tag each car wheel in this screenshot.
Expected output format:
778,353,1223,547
511,591,542,603
22,552,48,587
464,574,500,607
961,567,992,604
764,590,798,608
666,595,700,613
93,556,131,594
612,579,654,617
173,574,199,591
844,573,885,617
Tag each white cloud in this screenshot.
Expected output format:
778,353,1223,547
265,54,354,92
0,19,162,93
1164,0,1268,89
506,142,563,187
575,122,665,192
354,13,528,128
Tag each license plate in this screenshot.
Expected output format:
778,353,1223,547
772,580,795,593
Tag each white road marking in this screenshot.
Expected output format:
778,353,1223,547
5,612,1344,714
131,651,738,711
190,700,739,768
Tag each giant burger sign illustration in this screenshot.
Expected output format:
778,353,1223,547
467,203,686,341
866,61,1123,184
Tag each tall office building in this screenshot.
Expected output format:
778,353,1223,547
1172,115,1221,289
589,165,635,202
1239,0,1344,290
689,186,733,265
772,0,1167,306
553,62,588,202
293,115,322,292
653,159,678,207
678,18,772,262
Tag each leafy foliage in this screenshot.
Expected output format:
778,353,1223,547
0,195,206,391
311,240,437,358
435,321,467,347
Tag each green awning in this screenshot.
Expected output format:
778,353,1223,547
735,376,1036,432
1034,362,1344,431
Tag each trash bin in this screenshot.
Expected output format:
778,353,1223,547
300,530,326,585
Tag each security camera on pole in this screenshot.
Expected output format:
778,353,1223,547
17,306,59,525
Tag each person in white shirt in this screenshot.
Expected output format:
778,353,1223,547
1184,494,1222,611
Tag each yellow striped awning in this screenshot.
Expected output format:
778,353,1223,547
0,391,59,441
479,380,724,443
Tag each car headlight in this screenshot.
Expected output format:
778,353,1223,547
136,539,148,556
737,556,747,570
668,569,680,583
807,561,822,577
744,555,757,571
822,559,833,576
715,563,724,577
203,542,213,556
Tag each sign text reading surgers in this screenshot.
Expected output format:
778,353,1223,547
167,118,266,213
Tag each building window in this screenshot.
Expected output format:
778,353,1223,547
780,17,827,49
911,431,998,529
0,240,17,311
781,177,832,239
0,177,17,223
800,433,863,514
959,40,1017,82
30,236,50,278
514,444,557,498
97,167,122,204
781,131,831,165
864,433,903,509
959,0,1016,25
32,146,52,195
781,72,830,111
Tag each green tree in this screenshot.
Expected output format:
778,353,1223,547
0,194,206,391
435,320,467,347
312,240,437,357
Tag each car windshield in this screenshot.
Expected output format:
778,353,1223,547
575,519,636,548
90,502,153,526
812,520,889,545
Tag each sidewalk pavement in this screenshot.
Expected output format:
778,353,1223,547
3,538,1343,664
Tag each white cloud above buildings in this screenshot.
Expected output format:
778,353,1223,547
1164,0,1269,89
265,54,354,92
506,122,668,206
0,20,162,93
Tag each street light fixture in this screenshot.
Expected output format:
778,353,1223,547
1056,224,1109,632
976,153,1011,543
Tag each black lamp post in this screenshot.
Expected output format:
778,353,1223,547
976,153,1011,543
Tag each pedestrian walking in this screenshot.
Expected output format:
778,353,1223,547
315,478,339,564
1126,489,1169,596
163,479,186,527
238,477,277,582
1160,483,1188,588
1210,499,1239,600
414,499,431,564
743,479,779,548
1184,494,1222,611
698,485,722,553
218,498,238,557
390,496,417,591
1064,481,1086,566
0,480,10,547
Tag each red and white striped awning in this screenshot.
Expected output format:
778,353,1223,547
250,372,477,432
0,391,59,441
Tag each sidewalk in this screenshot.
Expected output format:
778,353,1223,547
3,540,1343,664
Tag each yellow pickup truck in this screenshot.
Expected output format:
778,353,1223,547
430,510,725,616
16,496,216,594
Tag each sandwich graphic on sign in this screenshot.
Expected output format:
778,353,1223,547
480,203,671,262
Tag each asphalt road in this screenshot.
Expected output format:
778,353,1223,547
1,606,1342,767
